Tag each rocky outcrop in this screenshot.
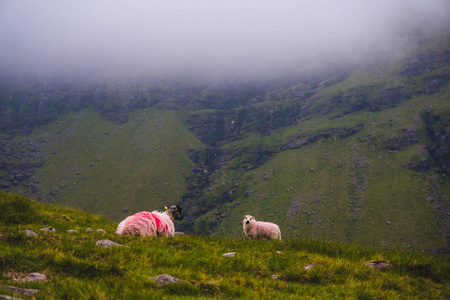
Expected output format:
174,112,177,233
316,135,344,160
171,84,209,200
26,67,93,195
424,110,450,175
401,50,450,77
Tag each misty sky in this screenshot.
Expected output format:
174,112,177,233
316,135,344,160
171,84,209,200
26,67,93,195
1,0,449,79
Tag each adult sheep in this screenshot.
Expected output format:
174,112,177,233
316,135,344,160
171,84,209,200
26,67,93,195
242,215,281,240
116,205,183,237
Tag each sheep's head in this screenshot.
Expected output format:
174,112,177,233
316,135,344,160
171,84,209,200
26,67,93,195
243,215,256,225
166,205,184,220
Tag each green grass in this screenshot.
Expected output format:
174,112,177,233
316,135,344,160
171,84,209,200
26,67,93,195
1,193,449,299
15,108,203,221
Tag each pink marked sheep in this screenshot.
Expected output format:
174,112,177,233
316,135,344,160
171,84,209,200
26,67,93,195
116,205,183,237
243,215,281,240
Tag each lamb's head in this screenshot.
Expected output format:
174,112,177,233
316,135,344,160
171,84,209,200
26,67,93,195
165,205,184,221
243,215,256,226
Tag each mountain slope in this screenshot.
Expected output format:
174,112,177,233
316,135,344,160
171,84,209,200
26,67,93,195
0,29,448,252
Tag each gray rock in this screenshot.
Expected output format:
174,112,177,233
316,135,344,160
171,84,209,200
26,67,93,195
0,295,23,300
150,274,182,285
95,240,122,248
1,181,11,188
86,228,94,233
26,273,47,281
67,229,78,233
39,227,56,233
364,261,392,269
24,230,37,237
4,286,38,296
96,229,106,234
223,252,236,257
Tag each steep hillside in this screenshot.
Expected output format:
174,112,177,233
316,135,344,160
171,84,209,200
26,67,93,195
0,29,448,252
1,108,203,221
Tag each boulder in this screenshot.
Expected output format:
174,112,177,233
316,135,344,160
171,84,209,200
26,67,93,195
95,240,122,248
149,274,183,286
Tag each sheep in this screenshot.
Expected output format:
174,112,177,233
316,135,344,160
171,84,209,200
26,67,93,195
116,205,183,237
242,215,281,240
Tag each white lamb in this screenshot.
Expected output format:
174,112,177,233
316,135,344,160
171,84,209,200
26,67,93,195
242,215,281,240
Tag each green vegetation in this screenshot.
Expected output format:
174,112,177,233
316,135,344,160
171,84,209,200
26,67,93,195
1,29,448,254
1,193,449,299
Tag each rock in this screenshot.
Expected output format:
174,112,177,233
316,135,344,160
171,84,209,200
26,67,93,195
304,264,315,270
223,252,236,257
4,286,38,296
271,274,278,279
67,229,78,233
364,261,392,269
86,228,94,233
276,251,283,254
281,139,309,150
26,273,47,281
174,232,185,236
24,230,37,237
0,295,23,300
407,157,431,173
39,227,56,233
150,274,182,286
95,240,122,248
96,229,106,234
386,221,391,225
1,181,11,188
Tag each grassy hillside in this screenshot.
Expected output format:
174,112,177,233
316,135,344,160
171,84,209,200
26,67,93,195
11,108,203,221
1,193,449,299
204,90,449,251
0,30,448,253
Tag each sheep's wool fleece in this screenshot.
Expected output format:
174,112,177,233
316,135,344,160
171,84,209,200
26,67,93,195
116,211,175,237
244,219,281,240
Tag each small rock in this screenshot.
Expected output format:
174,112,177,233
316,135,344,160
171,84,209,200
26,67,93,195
0,295,23,300
67,229,78,233
364,261,392,269
95,240,122,248
271,274,278,279
1,181,11,188
174,232,185,236
24,230,37,237
150,274,182,286
39,227,56,233
304,264,315,270
86,228,94,233
26,273,47,282
96,229,106,234
223,252,236,257
4,286,38,296
276,251,283,254
386,221,391,225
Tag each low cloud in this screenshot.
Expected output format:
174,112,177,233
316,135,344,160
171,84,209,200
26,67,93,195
1,0,449,80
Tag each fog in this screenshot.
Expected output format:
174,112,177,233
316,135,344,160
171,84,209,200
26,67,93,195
1,0,449,80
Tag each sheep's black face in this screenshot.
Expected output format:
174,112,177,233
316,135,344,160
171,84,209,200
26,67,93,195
170,205,184,220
